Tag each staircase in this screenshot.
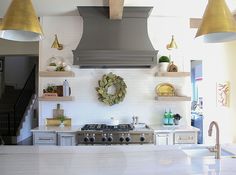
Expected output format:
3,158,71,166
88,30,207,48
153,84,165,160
17,94,37,144
0,86,21,135
0,65,36,144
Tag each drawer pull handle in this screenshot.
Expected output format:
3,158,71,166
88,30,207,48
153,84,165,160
38,137,53,141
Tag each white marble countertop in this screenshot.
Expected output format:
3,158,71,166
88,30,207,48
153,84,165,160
1,145,236,175
150,124,200,132
31,125,83,132
31,125,199,133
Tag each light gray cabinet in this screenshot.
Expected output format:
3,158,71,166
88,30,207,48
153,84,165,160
155,132,173,145
33,132,57,145
155,131,198,145
58,132,77,146
174,132,197,144
33,131,77,146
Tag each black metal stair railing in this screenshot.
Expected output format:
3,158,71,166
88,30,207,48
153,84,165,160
11,65,36,135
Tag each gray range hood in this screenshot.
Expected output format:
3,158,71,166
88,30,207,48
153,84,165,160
73,7,158,68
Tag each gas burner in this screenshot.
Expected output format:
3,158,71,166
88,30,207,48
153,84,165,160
81,124,106,131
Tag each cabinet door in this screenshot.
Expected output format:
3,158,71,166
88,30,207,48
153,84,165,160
58,133,76,146
33,132,57,145
174,132,197,144
155,133,173,145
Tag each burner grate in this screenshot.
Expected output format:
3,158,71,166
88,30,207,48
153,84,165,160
81,124,133,131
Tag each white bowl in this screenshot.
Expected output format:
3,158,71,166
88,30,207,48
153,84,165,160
107,118,119,126
47,66,57,71
133,123,146,129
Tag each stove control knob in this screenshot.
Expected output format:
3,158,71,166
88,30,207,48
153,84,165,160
108,134,113,142
125,135,131,142
84,135,89,143
102,134,107,142
102,137,107,142
140,136,145,142
119,137,124,142
108,137,113,142
90,134,95,143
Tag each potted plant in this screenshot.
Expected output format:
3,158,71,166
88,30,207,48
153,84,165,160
173,114,182,125
57,115,66,127
158,55,170,72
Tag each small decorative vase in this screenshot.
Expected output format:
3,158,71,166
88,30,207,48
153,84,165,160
167,61,178,72
159,62,169,72
59,122,64,128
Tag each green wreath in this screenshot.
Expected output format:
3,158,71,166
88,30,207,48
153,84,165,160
96,73,127,106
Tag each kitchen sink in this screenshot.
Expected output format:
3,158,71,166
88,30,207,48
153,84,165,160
182,146,234,158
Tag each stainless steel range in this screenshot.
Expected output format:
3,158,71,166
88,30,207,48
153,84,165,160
77,124,154,145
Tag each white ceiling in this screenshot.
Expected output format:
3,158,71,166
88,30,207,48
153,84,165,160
0,0,236,18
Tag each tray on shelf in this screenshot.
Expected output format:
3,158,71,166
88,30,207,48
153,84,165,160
46,118,71,126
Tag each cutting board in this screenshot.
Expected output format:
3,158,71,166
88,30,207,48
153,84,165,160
53,104,64,118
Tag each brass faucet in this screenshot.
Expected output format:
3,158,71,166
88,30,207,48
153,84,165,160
208,121,221,159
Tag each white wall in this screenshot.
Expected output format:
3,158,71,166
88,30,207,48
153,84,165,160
39,16,191,127
39,14,236,144
185,29,236,144
5,56,36,89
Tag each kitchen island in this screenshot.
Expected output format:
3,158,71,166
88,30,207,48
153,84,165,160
1,145,236,175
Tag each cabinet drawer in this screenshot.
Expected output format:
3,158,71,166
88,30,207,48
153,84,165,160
174,132,196,144
33,132,57,145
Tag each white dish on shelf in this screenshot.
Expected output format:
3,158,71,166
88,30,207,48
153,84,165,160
133,123,146,129
46,66,57,71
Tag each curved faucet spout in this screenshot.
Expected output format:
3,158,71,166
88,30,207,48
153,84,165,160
208,121,220,159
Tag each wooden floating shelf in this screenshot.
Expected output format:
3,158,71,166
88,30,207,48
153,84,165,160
39,71,75,77
155,96,191,101
155,72,190,77
38,96,74,101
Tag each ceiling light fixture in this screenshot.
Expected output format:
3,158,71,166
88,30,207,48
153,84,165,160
195,0,236,43
0,0,43,42
166,35,178,50
51,34,63,50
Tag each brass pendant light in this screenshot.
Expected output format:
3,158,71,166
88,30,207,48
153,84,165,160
0,0,43,42
51,34,63,50
195,0,236,43
166,35,178,50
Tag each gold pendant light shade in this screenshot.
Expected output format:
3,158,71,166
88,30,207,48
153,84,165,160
0,0,43,42
196,0,236,43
